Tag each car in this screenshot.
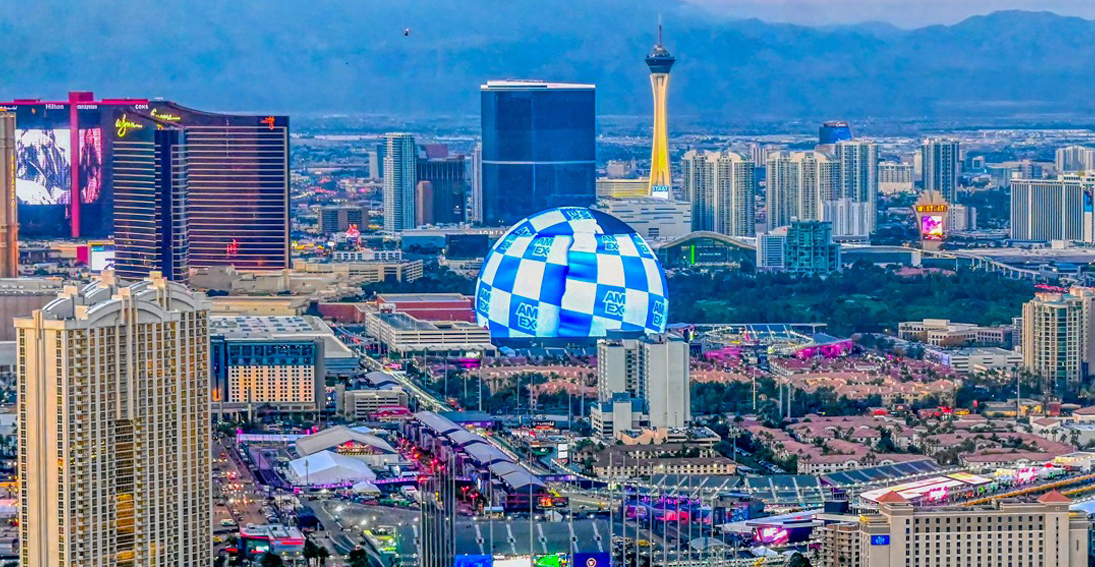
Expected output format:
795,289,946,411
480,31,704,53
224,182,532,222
219,519,236,527
212,536,225,544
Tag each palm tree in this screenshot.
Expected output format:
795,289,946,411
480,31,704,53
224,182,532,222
259,552,285,567
303,540,321,566
347,548,371,567
317,547,331,566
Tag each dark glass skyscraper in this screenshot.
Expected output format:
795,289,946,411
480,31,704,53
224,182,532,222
480,80,595,225
819,120,853,146
415,145,467,226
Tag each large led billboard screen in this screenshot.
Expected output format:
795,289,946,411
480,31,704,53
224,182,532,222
15,128,71,205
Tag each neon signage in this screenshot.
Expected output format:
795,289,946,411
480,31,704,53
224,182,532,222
115,114,143,138
916,204,947,213
151,108,181,122
261,116,276,130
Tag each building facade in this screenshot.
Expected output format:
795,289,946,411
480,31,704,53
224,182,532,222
16,273,211,567
681,150,756,237
383,133,417,233
1056,145,1095,174
415,150,467,226
784,220,841,276
832,141,878,234
1010,176,1086,242
0,113,16,278
480,80,596,225
593,198,692,240
766,150,835,229
819,491,1087,567
319,206,365,233
921,138,961,204
1022,289,1095,394
594,334,690,438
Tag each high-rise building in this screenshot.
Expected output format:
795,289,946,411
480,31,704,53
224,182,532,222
921,138,961,203
415,147,467,226
1022,288,1095,394
480,80,596,225
17,273,211,567
766,151,834,229
469,143,482,223
828,141,878,236
681,150,755,237
646,25,676,199
143,102,290,272
1056,145,1095,174
112,115,190,283
784,220,841,276
819,490,1087,567
369,141,386,180
0,113,17,278
592,334,690,438
878,161,915,195
383,133,416,233
818,120,853,146
1010,176,1086,242
319,206,365,233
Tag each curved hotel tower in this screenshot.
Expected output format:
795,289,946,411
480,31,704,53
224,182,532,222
646,26,675,199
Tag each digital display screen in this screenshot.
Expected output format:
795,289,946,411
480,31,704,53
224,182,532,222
16,128,71,205
755,526,790,545
921,214,944,240
79,128,103,204
871,535,891,545
89,244,115,273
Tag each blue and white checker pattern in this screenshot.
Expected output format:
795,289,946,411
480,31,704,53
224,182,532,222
475,207,669,338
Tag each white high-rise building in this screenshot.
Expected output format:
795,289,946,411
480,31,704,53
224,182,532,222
383,133,417,233
1056,145,1095,174
17,272,211,567
1010,176,1086,242
682,150,755,237
766,151,835,230
921,138,961,203
831,141,878,235
592,334,691,438
469,143,483,223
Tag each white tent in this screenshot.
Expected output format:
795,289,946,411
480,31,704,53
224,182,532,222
288,450,377,486
352,481,381,494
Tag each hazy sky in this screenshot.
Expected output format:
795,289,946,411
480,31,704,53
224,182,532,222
688,0,1095,27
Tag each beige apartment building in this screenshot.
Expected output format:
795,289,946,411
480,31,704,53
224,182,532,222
1022,288,1095,392
818,490,1088,567
16,273,211,567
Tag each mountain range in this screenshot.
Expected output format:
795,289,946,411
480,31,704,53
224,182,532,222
2,1,1095,120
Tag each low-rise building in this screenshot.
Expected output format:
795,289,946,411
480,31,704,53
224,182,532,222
926,346,1023,373
898,318,1014,348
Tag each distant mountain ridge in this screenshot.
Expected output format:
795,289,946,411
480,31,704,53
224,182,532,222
1,2,1093,119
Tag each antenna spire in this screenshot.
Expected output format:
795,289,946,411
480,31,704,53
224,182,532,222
658,15,663,46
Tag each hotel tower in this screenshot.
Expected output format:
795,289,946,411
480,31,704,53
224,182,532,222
646,25,676,199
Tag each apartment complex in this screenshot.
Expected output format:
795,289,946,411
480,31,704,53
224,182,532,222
681,150,756,237
1022,288,1095,394
16,273,211,567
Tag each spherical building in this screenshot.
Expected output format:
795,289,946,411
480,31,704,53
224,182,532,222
475,207,669,338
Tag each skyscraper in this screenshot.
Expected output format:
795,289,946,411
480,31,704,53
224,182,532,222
0,113,17,278
112,113,190,282
646,25,676,199
1022,288,1095,395
480,80,596,225
415,146,467,226
784,220,841,276
1010,176,1086,242
921,138,961,203
766,151,834,230
17,272,211,567
593,333,690,437
828,141,878,236
682,150,755,237
383,133,416,233
1056,145,1095,174
818,120,853,146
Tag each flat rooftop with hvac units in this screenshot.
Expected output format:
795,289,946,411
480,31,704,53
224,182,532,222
210,315,358,413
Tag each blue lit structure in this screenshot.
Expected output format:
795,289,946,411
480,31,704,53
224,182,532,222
210,337,324,407
475,207,669,339
819,120,853,145
480,80,596,225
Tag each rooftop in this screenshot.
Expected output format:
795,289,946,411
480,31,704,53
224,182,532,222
482,80,595,90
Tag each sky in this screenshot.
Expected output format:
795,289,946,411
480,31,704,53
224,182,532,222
687,0,1095,27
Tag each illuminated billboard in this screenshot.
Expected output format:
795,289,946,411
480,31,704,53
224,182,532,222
920,214,944,241
454,555,493,567
15,128,71,205
89,243,115,273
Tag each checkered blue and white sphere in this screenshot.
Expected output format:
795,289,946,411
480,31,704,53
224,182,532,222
475,207,669,338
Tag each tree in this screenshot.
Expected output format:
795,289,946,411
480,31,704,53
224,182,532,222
348,548,371,567
304,539,322,566
318,546,331,566
787,552,813,567
260,552,285,567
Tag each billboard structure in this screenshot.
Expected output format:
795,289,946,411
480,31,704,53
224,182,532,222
913,190,949,251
